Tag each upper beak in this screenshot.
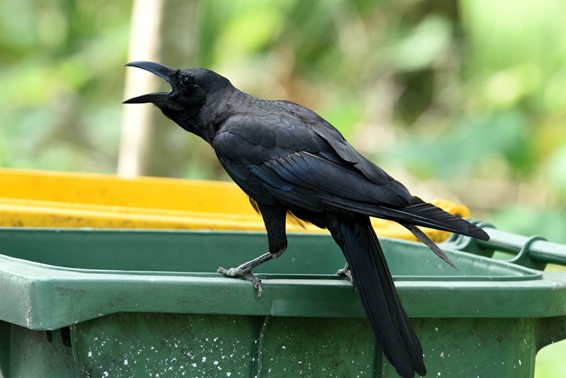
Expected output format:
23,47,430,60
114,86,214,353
123,61,176,104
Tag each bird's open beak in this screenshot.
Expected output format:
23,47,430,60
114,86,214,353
123,61,176,104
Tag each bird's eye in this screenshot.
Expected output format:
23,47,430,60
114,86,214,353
179,74,194,88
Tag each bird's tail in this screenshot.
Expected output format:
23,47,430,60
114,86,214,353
391,196,490,269
333,216,426,378
387,196,489,241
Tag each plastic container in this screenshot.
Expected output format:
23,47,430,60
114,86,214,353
0,168,470,242
0,227,565,377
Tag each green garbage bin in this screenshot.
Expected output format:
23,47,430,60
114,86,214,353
0,227,565,377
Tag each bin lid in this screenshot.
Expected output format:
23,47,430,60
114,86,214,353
0,168,468,242
0,228,565,330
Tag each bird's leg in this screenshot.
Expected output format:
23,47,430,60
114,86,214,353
217,204,287,299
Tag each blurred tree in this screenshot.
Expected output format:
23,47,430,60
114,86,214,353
119,0,198,178
1,0,566,240
0,0,130,172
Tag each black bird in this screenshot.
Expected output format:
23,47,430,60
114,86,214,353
124,61,489,378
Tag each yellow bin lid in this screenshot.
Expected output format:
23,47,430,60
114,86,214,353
0,169,472,242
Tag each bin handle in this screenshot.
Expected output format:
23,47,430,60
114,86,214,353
476,227,566,269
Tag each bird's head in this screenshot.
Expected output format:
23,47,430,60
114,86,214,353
123,61,232,139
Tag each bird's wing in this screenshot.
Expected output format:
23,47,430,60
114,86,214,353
281,100,404,186
258,150,411,210
213,108,489,240
213,109,411,212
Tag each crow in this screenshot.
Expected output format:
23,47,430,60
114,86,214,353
124,61,489,377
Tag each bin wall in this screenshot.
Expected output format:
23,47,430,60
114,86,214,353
69,313,538,378
0,322,74,378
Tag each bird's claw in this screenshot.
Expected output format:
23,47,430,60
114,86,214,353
217,266,263,299
336,264,358,294
336,264,353,283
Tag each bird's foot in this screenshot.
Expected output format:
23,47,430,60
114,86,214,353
336,263,353,283
336,263,358,294
217,265,264,298
218,252,280,299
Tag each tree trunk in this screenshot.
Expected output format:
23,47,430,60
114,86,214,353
118,0,197,177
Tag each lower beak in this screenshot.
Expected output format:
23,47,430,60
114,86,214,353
123,92,168,105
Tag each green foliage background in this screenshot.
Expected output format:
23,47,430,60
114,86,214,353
1,1,566,375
